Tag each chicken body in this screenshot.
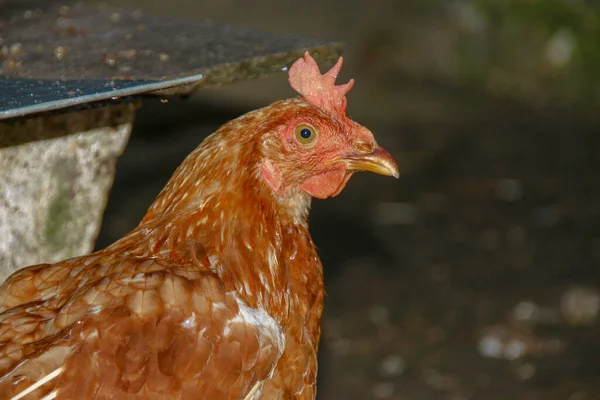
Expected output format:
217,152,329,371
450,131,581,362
0,53,398,399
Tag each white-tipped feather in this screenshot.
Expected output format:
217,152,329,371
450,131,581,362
11,367,63,400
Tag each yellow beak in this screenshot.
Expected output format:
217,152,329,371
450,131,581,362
342,146,399,178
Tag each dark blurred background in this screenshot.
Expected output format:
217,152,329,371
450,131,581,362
94,1,600,399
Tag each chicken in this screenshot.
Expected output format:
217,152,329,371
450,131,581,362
0,52,398,400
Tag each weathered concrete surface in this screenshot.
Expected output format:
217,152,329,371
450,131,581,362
0,103,137,282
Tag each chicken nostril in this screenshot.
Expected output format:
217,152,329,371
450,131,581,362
353,139,374,153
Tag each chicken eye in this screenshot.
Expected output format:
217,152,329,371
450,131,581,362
295,124,318,145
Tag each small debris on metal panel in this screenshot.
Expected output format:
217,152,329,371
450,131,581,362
0,1,342,81
0,0,342,118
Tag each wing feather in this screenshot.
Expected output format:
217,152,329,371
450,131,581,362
0,257,284,400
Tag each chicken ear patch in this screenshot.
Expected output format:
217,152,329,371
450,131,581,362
288,52,355,119
259,159,284,194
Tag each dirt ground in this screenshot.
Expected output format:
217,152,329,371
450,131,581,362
95,86,600,399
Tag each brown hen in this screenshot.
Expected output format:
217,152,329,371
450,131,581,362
0,52,398,400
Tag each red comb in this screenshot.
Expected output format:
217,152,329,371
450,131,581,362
288,52,355,117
